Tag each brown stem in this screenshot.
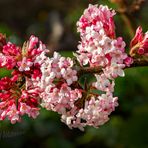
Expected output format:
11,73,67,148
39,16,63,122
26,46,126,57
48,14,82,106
77,66,103,76
77,59,148,75
129,58,148,68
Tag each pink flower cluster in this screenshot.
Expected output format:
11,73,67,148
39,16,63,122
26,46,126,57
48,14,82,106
130,26,148,56
38,52,80,112
36,4,132,130
0,4,136,130
0,35,47,123
76,4,132,75
68,4,132,129
38,53,118,129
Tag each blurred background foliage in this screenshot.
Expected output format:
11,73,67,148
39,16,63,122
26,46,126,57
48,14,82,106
0,0,148,148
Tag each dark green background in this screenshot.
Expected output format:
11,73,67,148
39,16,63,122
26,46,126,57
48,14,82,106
0,0,148,148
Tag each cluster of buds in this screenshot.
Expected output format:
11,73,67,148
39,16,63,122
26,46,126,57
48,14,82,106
130,26,148,56
0,4,147,130
0,34,48,124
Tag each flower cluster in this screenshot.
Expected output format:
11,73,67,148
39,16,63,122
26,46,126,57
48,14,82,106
69,4,132,129
0,35,47,123
37,4,132,130
0,4,136,130
76,4,132,74
130,26,148,56
38,52,81,113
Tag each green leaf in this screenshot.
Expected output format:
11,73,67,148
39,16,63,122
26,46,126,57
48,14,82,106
78,73,96,89
59,51,74,58
0,68,12,78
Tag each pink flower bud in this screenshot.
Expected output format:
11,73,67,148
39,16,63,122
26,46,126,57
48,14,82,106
130,26,143,48
124,57,133,67
137,48,145,55
130,26,148,56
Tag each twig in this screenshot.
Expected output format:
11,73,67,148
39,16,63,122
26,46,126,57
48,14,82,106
129,58,148,68
77,59,148,75
77,66,103,76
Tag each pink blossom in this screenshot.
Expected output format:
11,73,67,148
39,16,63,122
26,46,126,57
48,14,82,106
2,42,21,56
104,64,125,78
17,57,33,71
61,68,77,85
0,42,21,69
6,104,20,124
124,57,133,67
0,35,48,123
0,53,7,67
93,74,115,92
77,4,116,38
61,93,118,130
75,4,130,77
28,35,39,50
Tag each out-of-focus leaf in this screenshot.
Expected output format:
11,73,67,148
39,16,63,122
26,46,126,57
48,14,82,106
0,23,12,36
78,73,96,89
59,51,74,58
0,68,12,78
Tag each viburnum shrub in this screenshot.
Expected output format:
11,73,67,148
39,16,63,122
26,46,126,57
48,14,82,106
0,4,147,131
